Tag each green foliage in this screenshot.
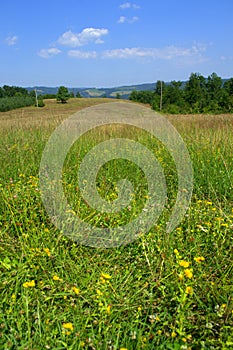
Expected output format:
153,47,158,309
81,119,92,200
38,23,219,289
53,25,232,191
36,99,45,107
129,90,154,104
76,91,82,98
56,86,70,103
130,72,233,114
0,105,232,348
41,93,57,99
0,96,35,112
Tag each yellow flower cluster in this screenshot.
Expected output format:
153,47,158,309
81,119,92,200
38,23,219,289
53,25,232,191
185,286,193,295
194,256,205,263
23,280,35,288
179,260,190,268
72,286,80,295
100,272,111,284
62,322,74,331
53,275,62,281
184,269,193,279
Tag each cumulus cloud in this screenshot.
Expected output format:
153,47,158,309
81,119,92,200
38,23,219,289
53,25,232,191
119,2,140,9
38,48,61,58
102,44,207,60
117,16,139,23
58,28,109,47
68,50,97,59
6,35,18,46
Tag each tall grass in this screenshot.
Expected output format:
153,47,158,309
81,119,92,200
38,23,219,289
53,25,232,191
0,100,232,349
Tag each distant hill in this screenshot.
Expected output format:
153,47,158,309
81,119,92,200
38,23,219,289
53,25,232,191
26,83,158,100
26,79,230,100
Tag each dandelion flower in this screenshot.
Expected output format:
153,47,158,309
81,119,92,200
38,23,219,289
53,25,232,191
179,260,190,268
72,287,80,295
194,256,205,263
185,286,193,295
101,273,111,280
106,305,111,315
178,274,184,281
23,280,35,288
53,275,62,281
44,248,51,257
184,269,193,279
62,322,74,331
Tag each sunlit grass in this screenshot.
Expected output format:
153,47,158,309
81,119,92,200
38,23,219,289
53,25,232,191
0,99,232,349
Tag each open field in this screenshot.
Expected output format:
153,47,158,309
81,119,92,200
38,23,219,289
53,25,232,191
0,98,232,349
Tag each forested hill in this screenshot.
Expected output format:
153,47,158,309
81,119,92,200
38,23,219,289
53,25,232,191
26,77,229,100
26,83,158,99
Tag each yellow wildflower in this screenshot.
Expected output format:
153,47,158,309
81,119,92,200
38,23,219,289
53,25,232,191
184,269,193,279
157,330,162,335
72,287,80,295
44,248,51,257
23,280,35,288
106,305,111,315
171,331,177,338
194,256,205,263
53,275,62,281
120,348,128,350
174,249,179,255
178,273,184,281
179,260,190,268
101,273,111,280
185,286,193,295
62,322,74,331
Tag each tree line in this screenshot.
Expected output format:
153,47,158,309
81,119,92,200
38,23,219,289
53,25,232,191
0,85,36,112
129,73,233,114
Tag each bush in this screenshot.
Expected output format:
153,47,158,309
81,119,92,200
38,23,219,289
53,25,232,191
36,99,45,108
0,96,35,112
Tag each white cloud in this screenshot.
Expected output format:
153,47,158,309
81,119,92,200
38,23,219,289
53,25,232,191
118,16,127,23
6,35,18,46
58,28,109,47
38,48,61,58
120,2,140,9
117,16,139,23
68,50,97,59
102,44,207,60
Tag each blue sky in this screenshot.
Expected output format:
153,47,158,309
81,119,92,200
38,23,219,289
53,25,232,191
0,0,232,87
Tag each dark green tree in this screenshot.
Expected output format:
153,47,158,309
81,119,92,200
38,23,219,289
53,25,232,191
184,73,207,113
57,86,70,103
76,91,82,98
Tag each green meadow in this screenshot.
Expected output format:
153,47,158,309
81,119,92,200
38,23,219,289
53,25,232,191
0,99,232,349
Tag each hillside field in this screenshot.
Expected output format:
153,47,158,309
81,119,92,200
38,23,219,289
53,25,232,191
0,98,232,349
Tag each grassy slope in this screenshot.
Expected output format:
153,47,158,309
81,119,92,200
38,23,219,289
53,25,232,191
0,99,232,350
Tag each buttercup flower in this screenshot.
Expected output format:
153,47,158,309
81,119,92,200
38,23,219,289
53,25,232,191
23,280,35,288
101,273,111,280
185,286,193,295
184,269,193,279
53,275,62,281
194,256,205,263
179,260,190,268
62,322,74,331
72,286,80,295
